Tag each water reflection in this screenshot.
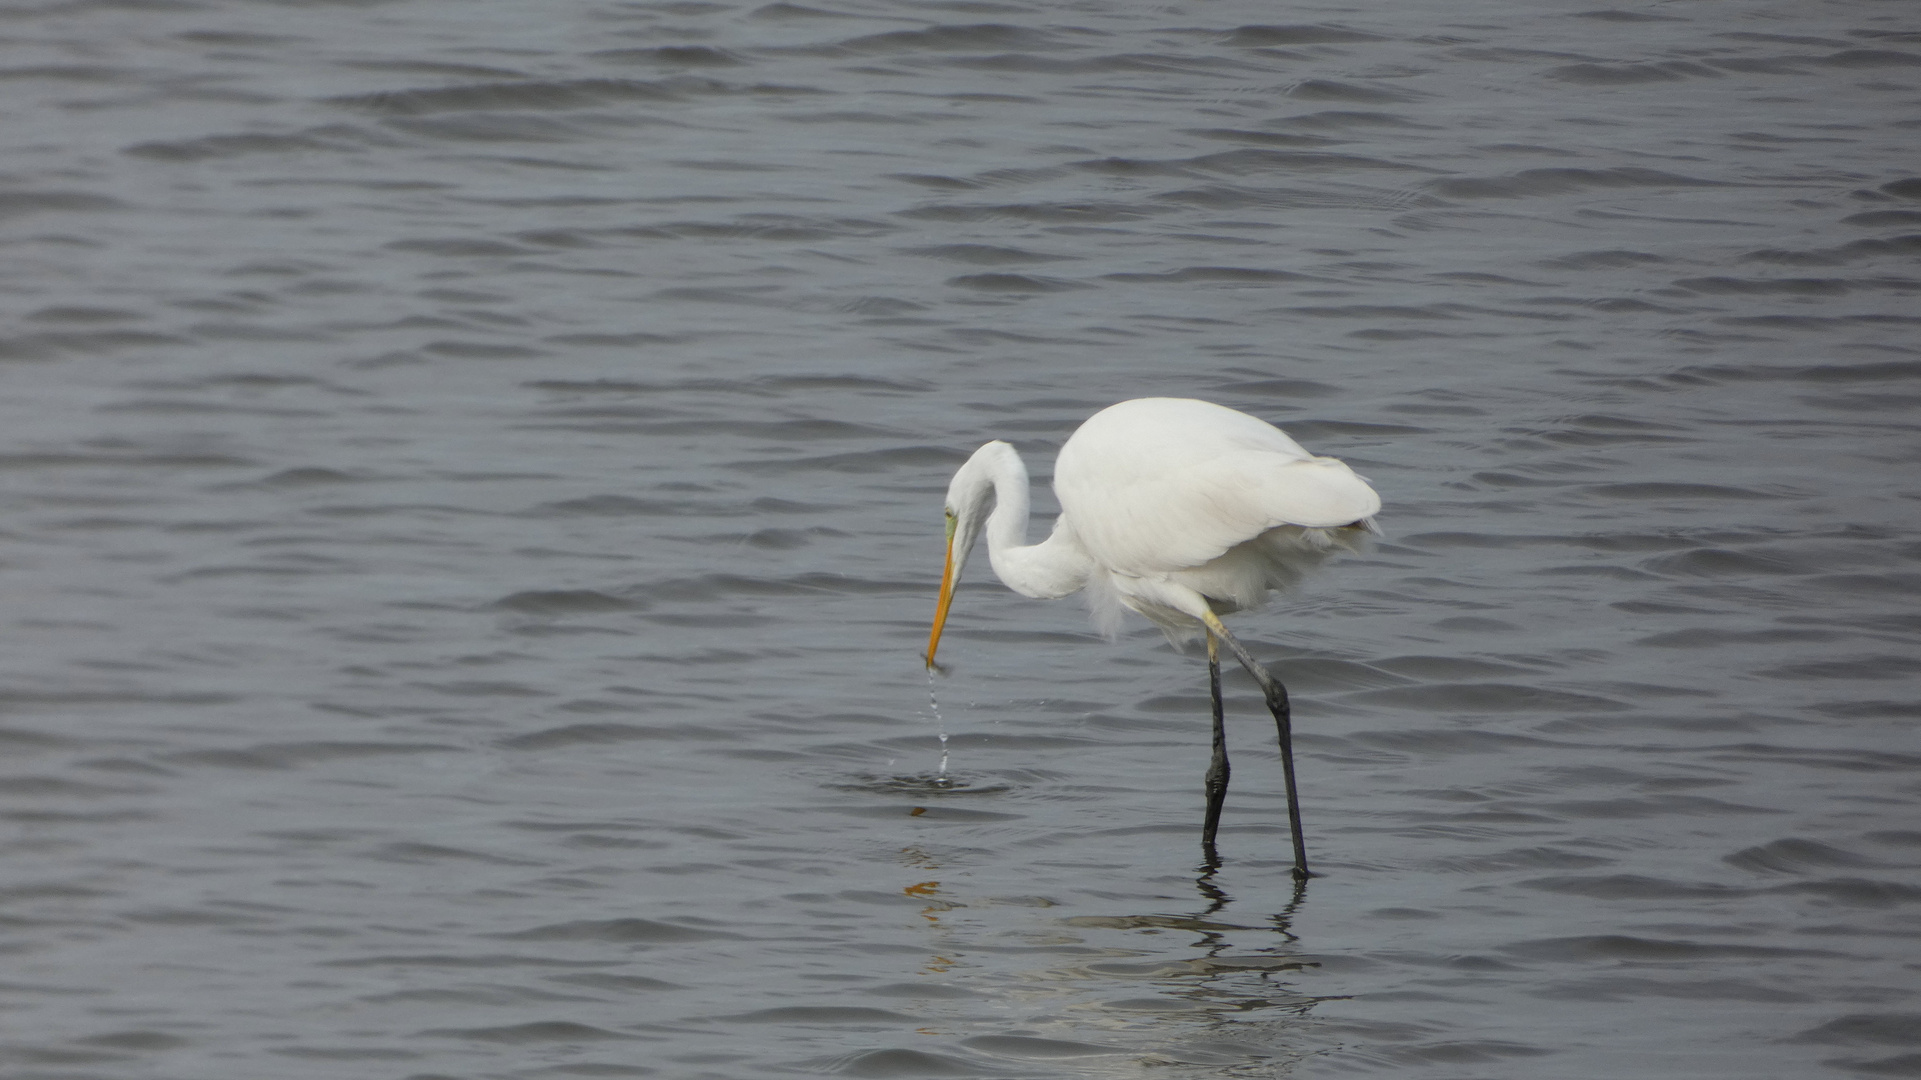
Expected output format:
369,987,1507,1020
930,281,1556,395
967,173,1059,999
6,0,1916,1072
889,850,1333,1074
841,773,1013,798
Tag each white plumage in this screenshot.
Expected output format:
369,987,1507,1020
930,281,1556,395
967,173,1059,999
928,397,1379,651
924,397,1381,876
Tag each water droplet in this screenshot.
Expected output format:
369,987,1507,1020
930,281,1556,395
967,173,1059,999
926,667,949,778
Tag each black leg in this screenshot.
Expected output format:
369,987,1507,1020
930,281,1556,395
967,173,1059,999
1202,612,1311,882
1202,631,1230,856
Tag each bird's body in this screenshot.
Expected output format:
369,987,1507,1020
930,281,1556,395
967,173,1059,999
926,398,1380,879
933,398,1378,644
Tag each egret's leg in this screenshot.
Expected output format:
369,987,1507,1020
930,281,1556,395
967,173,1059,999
1200,611,1311,881
1202,631,1230,853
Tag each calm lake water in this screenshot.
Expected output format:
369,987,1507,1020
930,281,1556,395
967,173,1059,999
2,0,1918,1077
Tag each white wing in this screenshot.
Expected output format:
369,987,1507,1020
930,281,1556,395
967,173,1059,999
1053,398,1380,575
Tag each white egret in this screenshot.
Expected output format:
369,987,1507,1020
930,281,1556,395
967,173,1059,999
925,398,1381,880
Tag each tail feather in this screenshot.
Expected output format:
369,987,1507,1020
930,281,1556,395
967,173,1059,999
1083,570,1128,642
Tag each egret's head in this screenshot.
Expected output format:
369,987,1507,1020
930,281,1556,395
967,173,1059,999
925,442,1007,669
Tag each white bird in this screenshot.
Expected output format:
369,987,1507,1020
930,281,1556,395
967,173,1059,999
925,398,1381,880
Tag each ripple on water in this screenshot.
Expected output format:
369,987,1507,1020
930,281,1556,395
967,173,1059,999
420,1020,636,1043
1546,61,1726,84
834,773,1012,797
1516,873,1750,901
719,1005,916,1024
1428,166,1728,199
4,0,1919,1076
495,918,742,944
1791,1013,1921,1048
1346,683,1628,714
1500,934,1851,963
492,588,644,613
963,1034,1129,1060
497,722,731,750
821,1047,984,1077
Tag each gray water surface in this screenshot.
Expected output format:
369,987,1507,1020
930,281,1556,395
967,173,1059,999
2,0,1919,1077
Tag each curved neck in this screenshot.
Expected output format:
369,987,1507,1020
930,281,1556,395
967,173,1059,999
957,442,1091,600
982,451,1033,565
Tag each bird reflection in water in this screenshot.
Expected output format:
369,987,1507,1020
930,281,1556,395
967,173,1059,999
896,843,1335,1060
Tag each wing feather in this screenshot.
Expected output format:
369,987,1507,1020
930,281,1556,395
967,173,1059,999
1053,399,1380,575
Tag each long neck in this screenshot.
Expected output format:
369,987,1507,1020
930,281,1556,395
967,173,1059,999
972,444,1091,600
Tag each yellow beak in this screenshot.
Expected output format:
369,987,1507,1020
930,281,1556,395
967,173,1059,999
925,517,958,669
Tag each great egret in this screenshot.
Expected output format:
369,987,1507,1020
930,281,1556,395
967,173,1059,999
924,398,1381,880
